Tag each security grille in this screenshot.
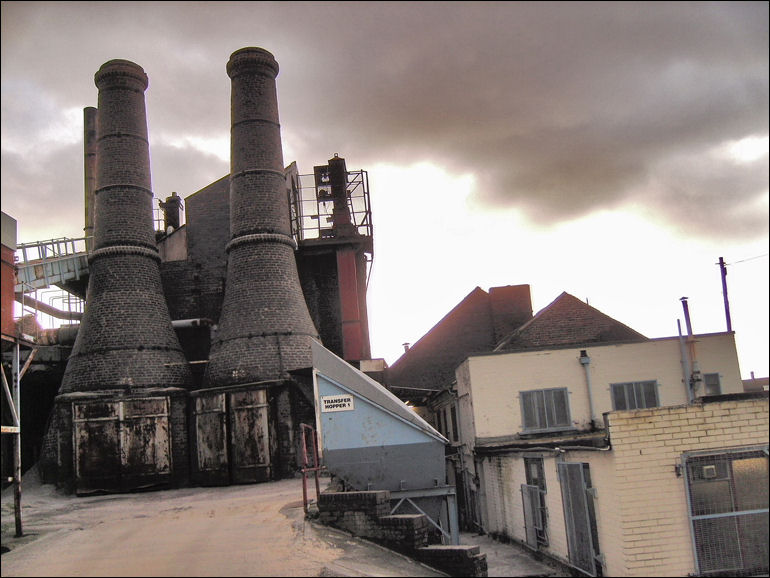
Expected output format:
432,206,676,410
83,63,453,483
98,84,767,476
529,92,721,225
684,446,769,576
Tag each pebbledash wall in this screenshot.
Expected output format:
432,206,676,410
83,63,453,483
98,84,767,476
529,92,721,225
478,396,769,577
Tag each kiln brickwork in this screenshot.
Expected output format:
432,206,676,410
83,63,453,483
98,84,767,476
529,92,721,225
205,47,318,387
60,59,192,394
602,396,769,577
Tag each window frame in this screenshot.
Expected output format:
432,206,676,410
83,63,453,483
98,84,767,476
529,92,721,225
519,387,572,433
610,380,660,411
703,372,722,396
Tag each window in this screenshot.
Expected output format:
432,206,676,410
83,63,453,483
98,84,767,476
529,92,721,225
435,410,444,436
449,405,459,443
611,381,659,411
703,373,721,396
520,388,571,432
434,404,459,443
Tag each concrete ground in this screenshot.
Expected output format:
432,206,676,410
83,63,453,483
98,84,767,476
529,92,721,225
1,470,561,577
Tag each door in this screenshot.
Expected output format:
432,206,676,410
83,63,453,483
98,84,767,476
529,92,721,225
120,398,171,491
73,401,121,493
523,457,548,548
558,461,601,576
73,397,171,494
191,392,229,485
228,389,271,483
191,387,272,485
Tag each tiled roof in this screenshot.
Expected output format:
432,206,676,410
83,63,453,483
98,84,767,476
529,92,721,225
494,292,647,351
386,285,532,399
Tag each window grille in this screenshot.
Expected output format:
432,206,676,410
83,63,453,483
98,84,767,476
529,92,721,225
684,447,769,576
520,388,571,432
611,381,659,411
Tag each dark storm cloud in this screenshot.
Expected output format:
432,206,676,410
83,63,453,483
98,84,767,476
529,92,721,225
2,1,767,241
265,2,768,238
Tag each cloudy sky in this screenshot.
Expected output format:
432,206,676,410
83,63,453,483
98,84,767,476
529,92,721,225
2,1,768,378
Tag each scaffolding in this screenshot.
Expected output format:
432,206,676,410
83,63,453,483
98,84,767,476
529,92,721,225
1,332,36,537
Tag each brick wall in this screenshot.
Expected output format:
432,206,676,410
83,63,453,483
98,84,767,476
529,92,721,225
602,395,769,577
296,250,343,358
317,490,488,576
183,176,229,323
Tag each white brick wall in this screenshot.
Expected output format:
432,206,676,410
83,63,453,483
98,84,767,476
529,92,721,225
475,397,768,577
599,397,768,576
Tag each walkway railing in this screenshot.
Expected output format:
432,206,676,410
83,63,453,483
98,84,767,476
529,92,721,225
14,236,91,293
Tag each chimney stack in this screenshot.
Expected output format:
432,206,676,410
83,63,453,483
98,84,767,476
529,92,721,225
83,106,97,252
60,59,192,394
205,47,319,387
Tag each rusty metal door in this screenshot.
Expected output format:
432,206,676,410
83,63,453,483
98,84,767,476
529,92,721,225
191,392,229,485
73,401,121,493
228,389,271,483
120,398,171,491
73,397,171,494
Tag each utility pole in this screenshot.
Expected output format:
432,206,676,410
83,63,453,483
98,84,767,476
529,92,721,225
718,257,733,332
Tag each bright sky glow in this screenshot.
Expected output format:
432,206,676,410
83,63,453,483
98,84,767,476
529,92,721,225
724,135,770,164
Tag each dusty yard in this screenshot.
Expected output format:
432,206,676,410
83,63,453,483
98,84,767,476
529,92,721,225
0,472,444,577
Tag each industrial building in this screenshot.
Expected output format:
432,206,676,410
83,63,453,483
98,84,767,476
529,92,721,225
3,50,487,574
2,49,381,496
2,45,767,577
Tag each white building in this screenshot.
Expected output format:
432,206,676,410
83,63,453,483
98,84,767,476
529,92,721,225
451,332,768,576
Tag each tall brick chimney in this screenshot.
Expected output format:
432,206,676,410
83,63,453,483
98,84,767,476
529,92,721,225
60,60,192,394
83,106,97,252
205,47,319,387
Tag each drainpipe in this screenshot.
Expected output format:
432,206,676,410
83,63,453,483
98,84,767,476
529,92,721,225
680,297,701,396
678,319,693,404
579,350,596,428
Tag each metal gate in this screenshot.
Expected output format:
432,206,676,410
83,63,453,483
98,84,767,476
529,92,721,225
684,446,769,576
73,397,171,494
558,461,601,576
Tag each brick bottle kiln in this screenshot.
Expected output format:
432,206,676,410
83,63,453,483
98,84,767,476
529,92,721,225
205,47,319,385
44,60,194,493
41,49,346,493
191,47,321,485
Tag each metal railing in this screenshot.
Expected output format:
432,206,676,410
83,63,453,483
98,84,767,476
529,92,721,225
14,236,91,293
290,170,373,243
